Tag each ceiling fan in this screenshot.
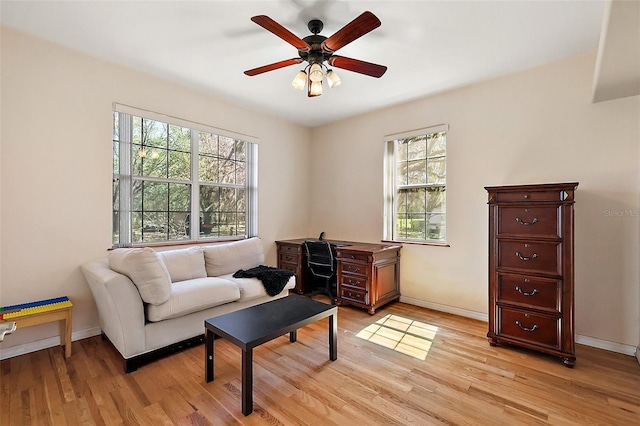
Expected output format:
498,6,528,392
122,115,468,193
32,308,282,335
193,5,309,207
244,11,387,97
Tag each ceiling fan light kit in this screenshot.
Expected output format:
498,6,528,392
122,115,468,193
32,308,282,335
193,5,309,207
245,11,387,97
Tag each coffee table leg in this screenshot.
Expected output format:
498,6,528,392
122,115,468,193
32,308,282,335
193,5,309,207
242,348,253,415
329,312,337,361
205,329,214,383
290,329,297,342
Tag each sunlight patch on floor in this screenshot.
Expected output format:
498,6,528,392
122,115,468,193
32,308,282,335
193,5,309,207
355,314,438,360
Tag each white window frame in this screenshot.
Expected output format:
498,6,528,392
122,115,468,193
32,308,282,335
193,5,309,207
112,104,258,247
383,124,448,244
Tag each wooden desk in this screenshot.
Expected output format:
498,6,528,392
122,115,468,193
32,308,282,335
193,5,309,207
0,297,73,358
276,239,401,315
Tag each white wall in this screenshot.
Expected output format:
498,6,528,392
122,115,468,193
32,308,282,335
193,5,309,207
0,27,311,351
310,53,640,349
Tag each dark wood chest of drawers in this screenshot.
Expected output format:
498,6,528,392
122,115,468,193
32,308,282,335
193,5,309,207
485,182,578,367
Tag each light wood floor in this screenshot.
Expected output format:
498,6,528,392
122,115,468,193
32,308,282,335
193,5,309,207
1,299,639,425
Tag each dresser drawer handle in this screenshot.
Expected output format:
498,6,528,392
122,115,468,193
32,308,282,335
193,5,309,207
515,286,539,296
515,320,538,332
348,279,361,285
347,265,360,272
515,252,538,261
515,217,538,226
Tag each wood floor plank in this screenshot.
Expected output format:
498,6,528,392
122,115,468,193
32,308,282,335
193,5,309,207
2,301,639,425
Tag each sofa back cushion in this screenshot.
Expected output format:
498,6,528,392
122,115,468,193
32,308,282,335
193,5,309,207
108,248,172,305
204,237,264,277
158,246,207,283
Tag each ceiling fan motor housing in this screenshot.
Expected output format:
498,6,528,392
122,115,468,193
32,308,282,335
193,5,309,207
300,33,332,64
307,19,324,35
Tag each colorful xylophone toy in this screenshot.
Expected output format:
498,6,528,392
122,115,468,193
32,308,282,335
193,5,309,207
0,296,73,320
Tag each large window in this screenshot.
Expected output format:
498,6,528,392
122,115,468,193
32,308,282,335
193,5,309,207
112,105,257,247
384,125,447,243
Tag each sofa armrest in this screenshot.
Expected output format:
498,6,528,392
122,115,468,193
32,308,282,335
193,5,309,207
80,259,146,358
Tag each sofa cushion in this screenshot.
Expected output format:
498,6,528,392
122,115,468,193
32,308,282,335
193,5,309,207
219,273,296,303
203,237,264,277
146,277,240,322
108,248,172,305
158,246,207,283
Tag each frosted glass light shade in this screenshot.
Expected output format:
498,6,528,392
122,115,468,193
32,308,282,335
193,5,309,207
326,69,341,88
309,80,323,96
292,70,306,90
309,63,323,82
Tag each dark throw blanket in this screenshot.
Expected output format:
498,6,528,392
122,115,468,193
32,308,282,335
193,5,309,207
233,265,294,296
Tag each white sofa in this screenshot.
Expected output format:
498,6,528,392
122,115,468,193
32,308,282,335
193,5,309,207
80,237,295,372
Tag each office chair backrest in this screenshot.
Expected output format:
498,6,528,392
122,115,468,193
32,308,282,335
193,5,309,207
303,240,334,279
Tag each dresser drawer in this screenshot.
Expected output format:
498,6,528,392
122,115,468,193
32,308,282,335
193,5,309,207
278,253,299,264
497,273,561,312
340,274,368,289
495,189,566,203
498,240,561,275
340,262,367,276
498,307,560,349
340,287,368,304
498,206,560,238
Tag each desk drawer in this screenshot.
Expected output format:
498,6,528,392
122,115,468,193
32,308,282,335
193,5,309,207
278,253,299,264
278,244,301,255
340,274,368,289
340,287,368,304
279,262,299,275
340,262,367,276
338,252,369,262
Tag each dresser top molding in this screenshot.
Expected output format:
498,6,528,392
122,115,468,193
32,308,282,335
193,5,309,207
485,182,579,204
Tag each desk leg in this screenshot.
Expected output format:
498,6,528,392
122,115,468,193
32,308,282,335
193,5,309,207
242,348,253,415
63,309,72,358
290,330,297,343
205,329,214,383
329,313,337,361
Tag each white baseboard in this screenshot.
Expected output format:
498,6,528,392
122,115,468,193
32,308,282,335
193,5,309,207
574,335,637,356
0,326,102,361
399,296,489,322
399,297,637,357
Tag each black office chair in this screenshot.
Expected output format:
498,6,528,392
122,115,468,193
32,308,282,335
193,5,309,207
303,240,336,304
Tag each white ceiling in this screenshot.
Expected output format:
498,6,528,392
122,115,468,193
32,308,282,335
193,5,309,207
1,1,607,127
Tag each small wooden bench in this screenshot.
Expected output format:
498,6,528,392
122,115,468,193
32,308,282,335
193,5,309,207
0,296,73,358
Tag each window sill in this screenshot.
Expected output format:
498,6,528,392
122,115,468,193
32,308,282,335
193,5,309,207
381,239,450,247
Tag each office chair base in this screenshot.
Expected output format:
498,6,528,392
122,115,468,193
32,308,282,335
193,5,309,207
308,284,335,305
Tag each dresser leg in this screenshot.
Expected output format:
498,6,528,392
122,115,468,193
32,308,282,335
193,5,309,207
562,357,576,368
488,337,498,347
367,307,376,316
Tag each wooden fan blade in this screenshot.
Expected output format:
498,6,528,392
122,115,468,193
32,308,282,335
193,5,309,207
251,15,310,51
328,55,387,78
322,11,381,53
244,58,303,76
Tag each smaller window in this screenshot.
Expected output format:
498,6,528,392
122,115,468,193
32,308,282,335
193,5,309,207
384,125,447,243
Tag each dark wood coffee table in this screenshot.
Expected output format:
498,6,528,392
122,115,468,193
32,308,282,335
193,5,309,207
204,295,337,415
